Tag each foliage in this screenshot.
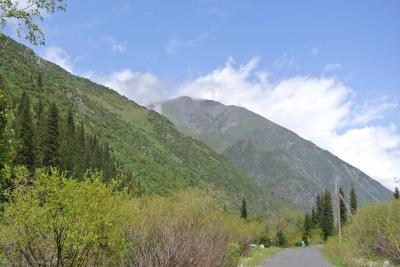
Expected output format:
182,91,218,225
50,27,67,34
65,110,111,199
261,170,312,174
160,96,392,210
304,190,336,242
222,243,242,267
123,190,244,267
0,34,287,214
240,247,282,267
0,0,67,45
324,200,400,266
339,187,347,226
0,167,126,266
241,196,248,219
350,184,358,215
394,187,399,200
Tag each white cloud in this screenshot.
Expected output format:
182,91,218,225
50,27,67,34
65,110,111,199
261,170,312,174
165,33,210,54
87,69,168,105
42,45,74,73
106,37,127,53
176,58,400,190
311,47,320,56
323,63,342,72
274,53,296,69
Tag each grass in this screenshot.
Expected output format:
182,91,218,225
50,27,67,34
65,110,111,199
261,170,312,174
240,247,282,267
322,249,346,267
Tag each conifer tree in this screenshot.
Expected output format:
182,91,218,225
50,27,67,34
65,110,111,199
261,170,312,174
321,190,334,240
350,184,357,215
14,92,35,170
0,73,11,172
60,108,75,173
42,103,60,167
303,213,312,237
311,207,317,227
240,196,247,219
394,187,400,200
339,187,347,225
37,72,43,90
316,193,323,227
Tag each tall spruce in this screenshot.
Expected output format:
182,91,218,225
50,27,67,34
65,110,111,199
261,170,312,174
394,187,400,200
240,196,247,219
303,213,312,237
339,187,347,225
42,103,60,167
60,108,75,173
0,73,11,172
316,193,323,227
14,92,35,170
321,190,334,240
350,184,357,215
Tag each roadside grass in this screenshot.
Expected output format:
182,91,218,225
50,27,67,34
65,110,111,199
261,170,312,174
322,249,346,267
240,247,282,267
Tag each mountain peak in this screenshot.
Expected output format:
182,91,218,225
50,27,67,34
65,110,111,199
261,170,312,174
158,97,392,209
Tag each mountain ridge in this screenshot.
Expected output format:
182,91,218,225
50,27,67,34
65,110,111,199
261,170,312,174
0,34,291,214
153,96,392,209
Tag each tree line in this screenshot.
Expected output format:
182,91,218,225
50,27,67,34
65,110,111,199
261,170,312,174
303,185,358,242
13,91,119,179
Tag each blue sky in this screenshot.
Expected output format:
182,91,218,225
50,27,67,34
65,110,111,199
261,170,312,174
4,0,400,189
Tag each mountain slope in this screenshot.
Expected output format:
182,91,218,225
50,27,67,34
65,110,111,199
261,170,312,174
154,96,392,209
0,35,290,214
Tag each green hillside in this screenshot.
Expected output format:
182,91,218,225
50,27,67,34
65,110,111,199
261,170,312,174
0,34,290,214
155,96,392,209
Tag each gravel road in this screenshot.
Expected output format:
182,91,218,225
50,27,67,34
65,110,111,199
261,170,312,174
262,245,333,267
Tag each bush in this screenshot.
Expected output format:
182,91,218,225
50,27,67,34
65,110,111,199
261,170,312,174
0,168,275,266
123,190,251,267
222,243,241,267
0,168,126,266
325,200,400,265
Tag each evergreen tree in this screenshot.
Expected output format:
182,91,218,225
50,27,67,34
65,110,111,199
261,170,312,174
0,73,11,172
60,108,75,173
350,184,357,215
316,193,323,227
303,213,312,237
321,190,334,240
311,207,317,227
37,72,43,90
34,98,46,167
339,187,347,225
240,196,247,219
394,187,400,200
14,92,35,170
42,103,60,167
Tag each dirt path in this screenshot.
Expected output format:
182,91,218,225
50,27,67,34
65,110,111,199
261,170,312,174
262,245,332,267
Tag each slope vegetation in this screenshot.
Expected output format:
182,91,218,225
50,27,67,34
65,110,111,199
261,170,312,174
156,96,392,209
0,35,288,213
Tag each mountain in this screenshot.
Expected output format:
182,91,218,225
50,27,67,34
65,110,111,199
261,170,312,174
153,96,392,209
0,35,290,214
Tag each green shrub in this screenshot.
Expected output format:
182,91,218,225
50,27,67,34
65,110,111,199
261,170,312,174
0,168,126,266
325,200,400,265
222,242,242,267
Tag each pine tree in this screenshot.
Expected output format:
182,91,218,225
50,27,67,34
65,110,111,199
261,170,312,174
0,73,11,172
303,213,312,237
42,103,60,167
240,196,247,219
350,184,357,215
339,187,347,225
394,187,400,200
14,92,35,170
34,99,46,167
37,72,43,90
60,108,75,173
316,193,323,227
311,207,317,227
321,190,334,240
